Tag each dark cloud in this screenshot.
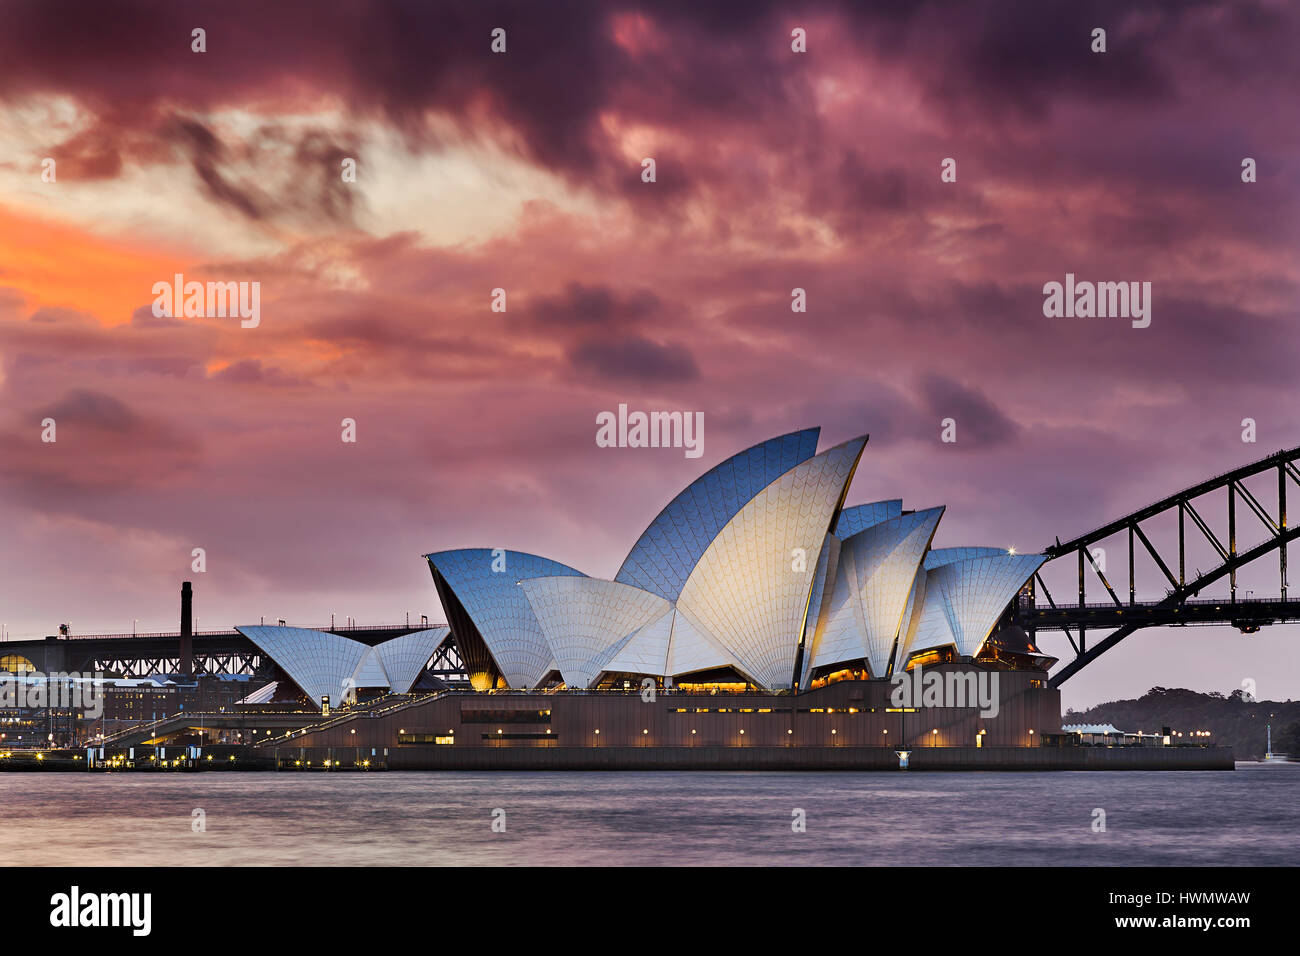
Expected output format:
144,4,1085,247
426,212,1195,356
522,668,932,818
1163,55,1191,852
0,305,213,384
27,307,97,328
0,386,202,508
289,128,361,224
837,155,908,212
40,389,141,432
910,2,1175,121
916,373,1020,448
531,282,661,328
168,117,266,220
568,335,700,383
211,358,302,386
4,0,1290,205
131,305,186,328
789,381,928,450
44,122,123,180
108,114,366,225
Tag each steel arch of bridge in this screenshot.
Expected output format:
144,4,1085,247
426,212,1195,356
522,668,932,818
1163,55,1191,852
1019,446,1300,687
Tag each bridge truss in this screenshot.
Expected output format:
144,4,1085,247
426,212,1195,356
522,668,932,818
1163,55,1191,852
1015,446,1300,686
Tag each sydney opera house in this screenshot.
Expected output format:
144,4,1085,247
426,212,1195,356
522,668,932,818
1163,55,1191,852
423,429,1048,693
241,429,1071,768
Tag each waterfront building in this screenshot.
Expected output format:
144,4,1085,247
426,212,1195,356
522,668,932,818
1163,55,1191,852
224,429,1064,762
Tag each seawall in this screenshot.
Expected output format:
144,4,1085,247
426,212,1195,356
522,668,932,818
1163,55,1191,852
272,744,1236,771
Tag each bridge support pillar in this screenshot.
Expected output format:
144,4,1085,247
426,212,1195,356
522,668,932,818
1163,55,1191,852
40,636,67,674
1280,464,1288,601
1229,482,1237,601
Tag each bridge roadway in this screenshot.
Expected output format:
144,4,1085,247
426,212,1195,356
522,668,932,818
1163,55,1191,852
1021,594,1300,633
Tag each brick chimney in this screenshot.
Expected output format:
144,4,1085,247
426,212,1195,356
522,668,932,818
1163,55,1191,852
180,581,193,678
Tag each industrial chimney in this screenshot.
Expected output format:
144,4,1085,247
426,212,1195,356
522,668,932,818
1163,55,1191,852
180,581,194,678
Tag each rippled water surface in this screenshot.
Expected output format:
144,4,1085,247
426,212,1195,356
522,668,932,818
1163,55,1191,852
1,763,1295,866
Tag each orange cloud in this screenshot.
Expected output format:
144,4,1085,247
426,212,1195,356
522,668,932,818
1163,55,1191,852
0,203,185,326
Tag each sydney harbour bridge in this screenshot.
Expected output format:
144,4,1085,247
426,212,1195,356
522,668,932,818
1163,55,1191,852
1018,445,1300,687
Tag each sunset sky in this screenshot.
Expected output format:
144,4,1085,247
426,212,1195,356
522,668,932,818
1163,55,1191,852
1,0,1297,708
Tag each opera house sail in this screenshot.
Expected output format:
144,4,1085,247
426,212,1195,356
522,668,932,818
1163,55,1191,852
390,428,1047,696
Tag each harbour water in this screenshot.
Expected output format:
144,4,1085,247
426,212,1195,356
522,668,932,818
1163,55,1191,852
2,763,1295,866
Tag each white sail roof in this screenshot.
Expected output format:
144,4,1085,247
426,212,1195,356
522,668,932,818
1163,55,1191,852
664,609,735,678
425,548,585,688
601,607,677,677
799,534,841,687
236,625,368,706
238,681,278,705
350,647,390,692
835,499,903,538
519,577,672,689
807,507,944,677
899,553,1047,662
896,563,930,668
374,627,450,693
415,429,1057,691
675,436,867,689
615,429,821,602
925,547,1008,570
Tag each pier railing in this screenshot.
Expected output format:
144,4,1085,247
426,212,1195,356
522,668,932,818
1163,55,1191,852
95,711,229,745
